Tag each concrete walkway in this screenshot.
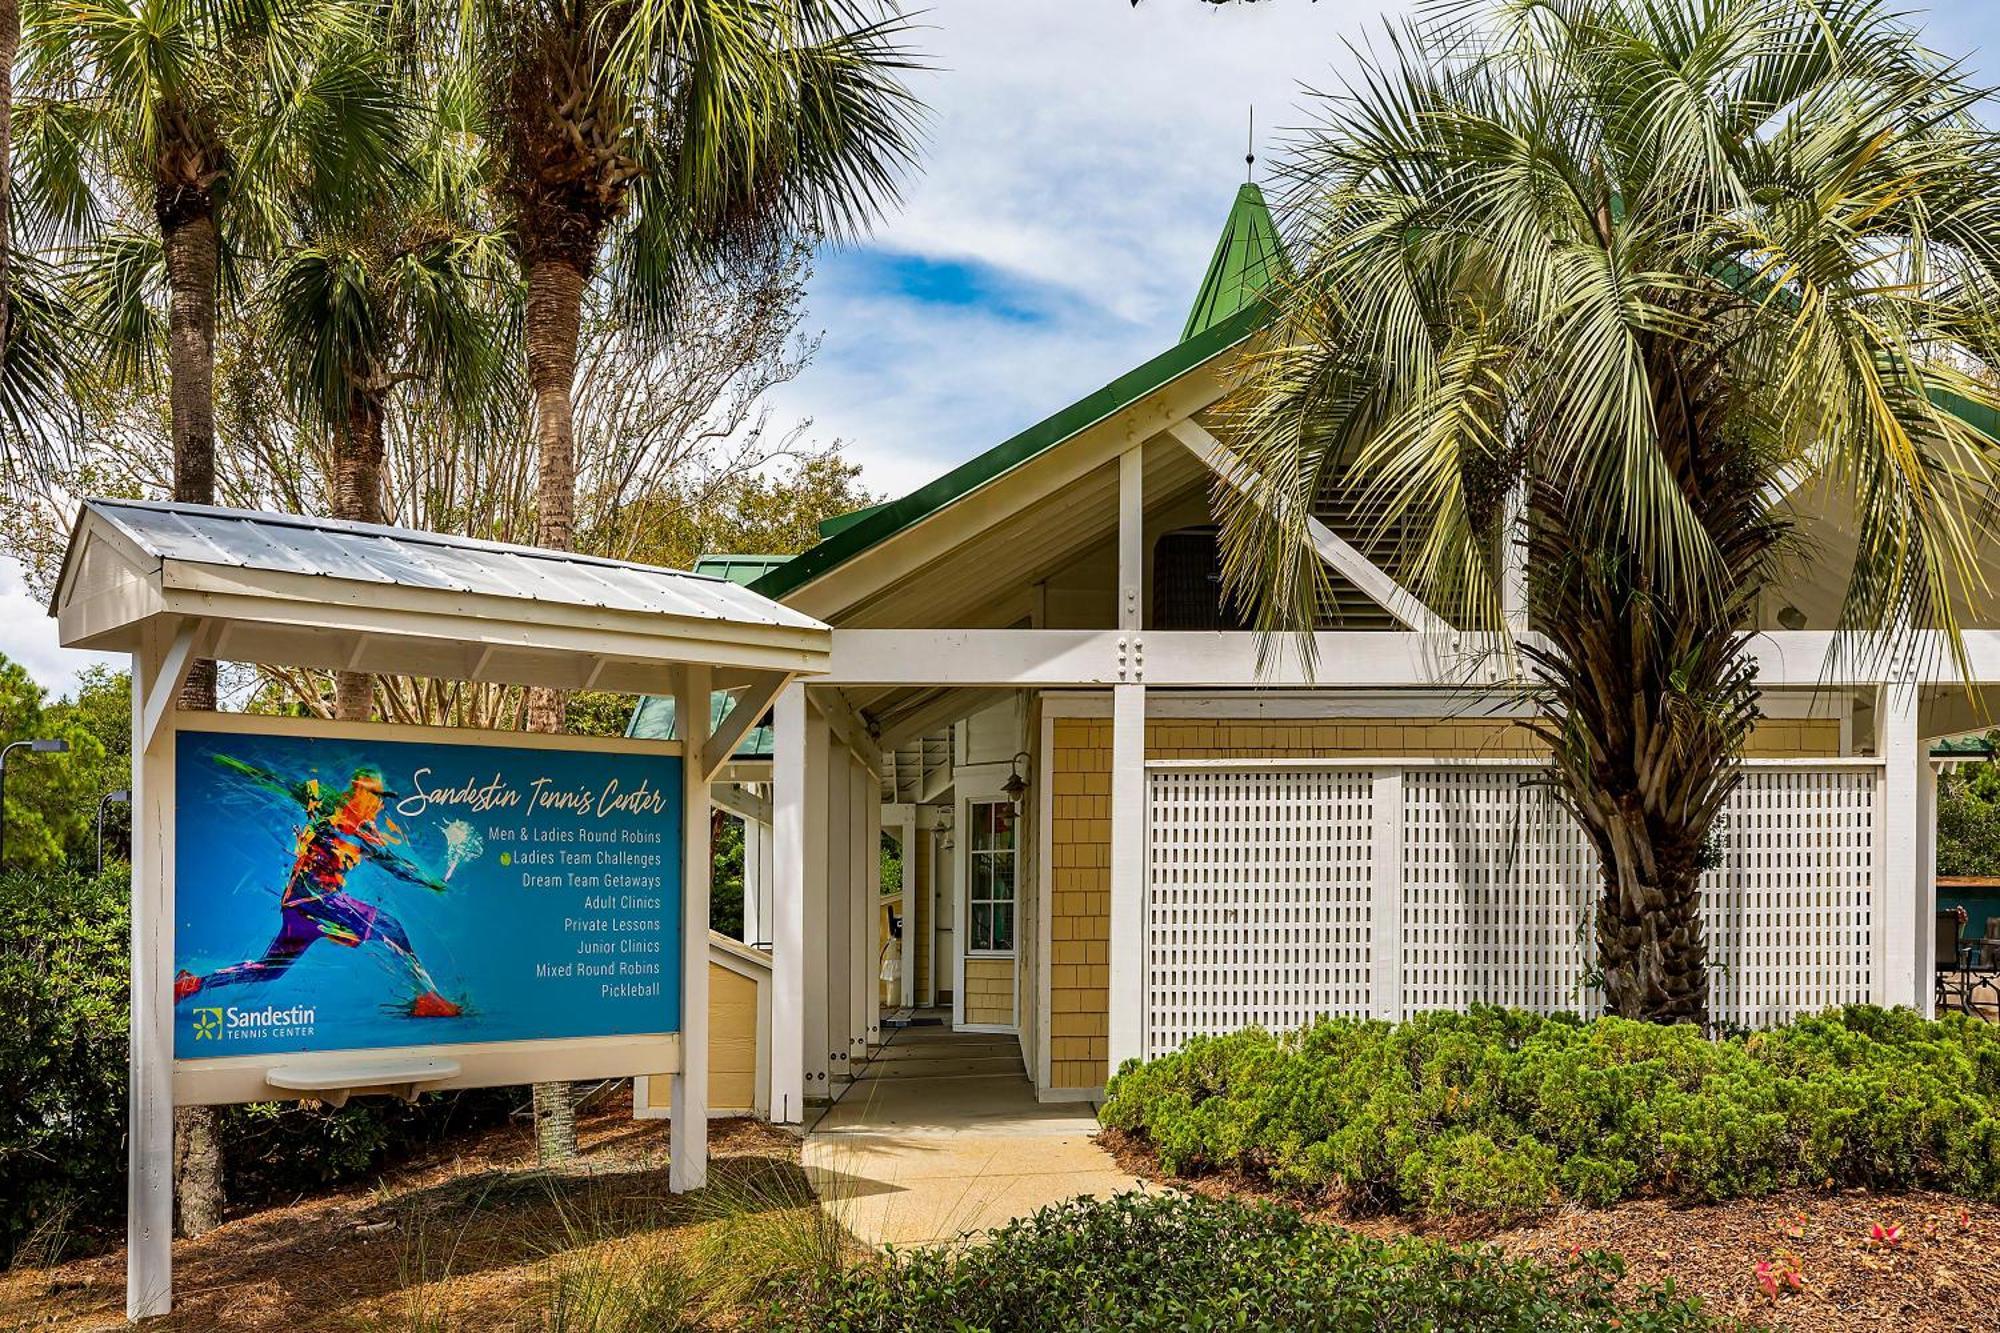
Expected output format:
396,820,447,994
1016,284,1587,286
801,1020,1145,1248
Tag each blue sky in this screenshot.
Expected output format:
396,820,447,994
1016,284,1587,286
8,0,2000,694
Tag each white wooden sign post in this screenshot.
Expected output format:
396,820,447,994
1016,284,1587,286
52,500,828,1321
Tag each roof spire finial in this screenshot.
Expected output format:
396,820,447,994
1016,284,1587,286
1245,105,1256,181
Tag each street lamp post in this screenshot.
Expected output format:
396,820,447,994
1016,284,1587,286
0,738,72,868
98,788,132,876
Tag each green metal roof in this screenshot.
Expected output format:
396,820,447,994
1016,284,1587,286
818,502,890,539
626,689,774,759
692,553,795,587
1181,182,1291,343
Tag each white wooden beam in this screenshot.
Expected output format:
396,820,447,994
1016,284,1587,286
814,686,884,776
1167,419,1451,635
1119,444,1144,633
138,619,199,755
669,665,711,1192
701,672,789,781
711,781,772,826
825,628,1992,690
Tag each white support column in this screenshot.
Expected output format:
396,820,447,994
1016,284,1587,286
127,623,176,1321
670,665,711,1193
771,685,807,1124
740,817,765,948
900,806,919,1009
1108,684,1146,1070
861,770,881,1050
848,758,870,1060
824,736,852,1083
755,804,775,951
1878,682,1923,1010
803,701,832,1098
1919,753,1939,1018
1370,767,1405,1020
1108,442,1148,1071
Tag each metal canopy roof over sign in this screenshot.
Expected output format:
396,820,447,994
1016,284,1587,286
53,499,831,695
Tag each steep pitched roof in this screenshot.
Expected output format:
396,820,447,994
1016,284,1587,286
727,186,1293,604
1181,182,1290,342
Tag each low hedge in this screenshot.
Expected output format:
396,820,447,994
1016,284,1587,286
789,1191,1730,1331
1100,1005,2000,1224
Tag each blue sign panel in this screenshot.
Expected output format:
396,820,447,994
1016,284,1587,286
171,728,682,1059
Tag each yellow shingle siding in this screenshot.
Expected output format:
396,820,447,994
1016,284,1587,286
1146,718,1542,760
640,958,758,1114
1743,719,1840,758
1049,718,1112,1090
963,956,1016,1026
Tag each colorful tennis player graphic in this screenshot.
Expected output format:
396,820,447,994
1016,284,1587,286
172,728,683,1059
173,754,467,1020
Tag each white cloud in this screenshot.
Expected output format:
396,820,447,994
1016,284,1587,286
0,557,119,698
772,0,1415,498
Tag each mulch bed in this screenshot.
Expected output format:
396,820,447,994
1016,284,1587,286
0,1090,806,1332
1097,1127,2000,1332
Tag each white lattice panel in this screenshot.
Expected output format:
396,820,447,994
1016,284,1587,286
1142,760,1881,1053
1400,769,1602,1018
1706,767,1877,1028
1144,767,1375,1058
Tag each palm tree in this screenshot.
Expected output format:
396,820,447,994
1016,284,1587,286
1213,0,2000,1024
461,0,920,1160
20,0,399,1236
466,0,922,731
262,68,518,720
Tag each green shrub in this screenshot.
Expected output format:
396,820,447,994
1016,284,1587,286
784,1191,1730,1332
1101,1004,2000,1223
0,865,513,1260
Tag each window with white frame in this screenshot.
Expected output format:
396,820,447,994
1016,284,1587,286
967,799,1017,954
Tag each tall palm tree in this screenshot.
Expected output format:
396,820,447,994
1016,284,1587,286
262,68,518,720
461,0,921,1160
20,0,399,1236
1214,0,2000,1024
467,0,922,731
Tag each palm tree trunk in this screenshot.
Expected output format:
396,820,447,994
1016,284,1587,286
161,201,225,1235
163,208,219,714
332,394,386,721
524,255,585,1162
0,0,18,349
523,256,581,734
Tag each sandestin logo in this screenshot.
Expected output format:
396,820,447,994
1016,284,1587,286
190,1003,316,1039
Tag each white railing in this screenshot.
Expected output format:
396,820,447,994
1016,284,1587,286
1143,759,1882,1057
